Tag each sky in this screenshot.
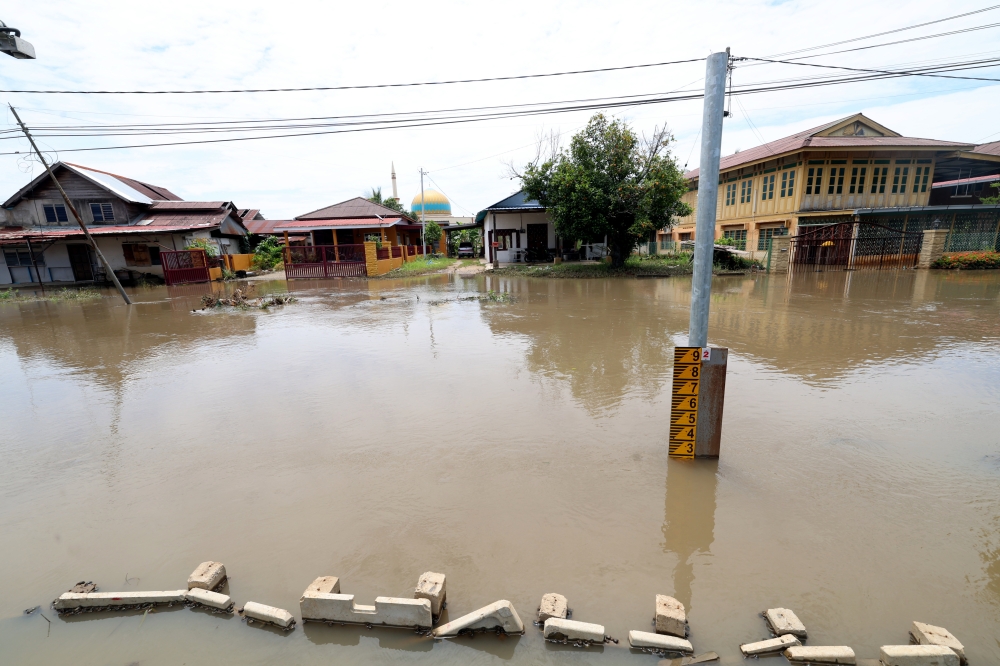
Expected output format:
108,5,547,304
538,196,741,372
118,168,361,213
0,0,998,220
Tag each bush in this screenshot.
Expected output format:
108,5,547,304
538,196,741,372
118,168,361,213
932,251,1000,270
252,236,284,270
185,238,218,257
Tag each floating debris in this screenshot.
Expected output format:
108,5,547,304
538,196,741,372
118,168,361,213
198,284,296,311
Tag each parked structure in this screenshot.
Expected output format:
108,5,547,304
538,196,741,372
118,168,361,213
0,162,251,285
671,114,1000,261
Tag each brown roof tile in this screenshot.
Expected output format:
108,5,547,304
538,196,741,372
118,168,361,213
296,196,414,221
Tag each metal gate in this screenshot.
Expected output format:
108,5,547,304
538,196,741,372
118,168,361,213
283,245,367,279
789,221,923,271
161,249,210,285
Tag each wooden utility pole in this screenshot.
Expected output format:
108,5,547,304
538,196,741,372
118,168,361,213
9,105,132,304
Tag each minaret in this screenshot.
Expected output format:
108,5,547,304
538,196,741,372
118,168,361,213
391,162,398,200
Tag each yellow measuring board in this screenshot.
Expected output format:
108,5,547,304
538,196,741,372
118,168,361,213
669,347,702,459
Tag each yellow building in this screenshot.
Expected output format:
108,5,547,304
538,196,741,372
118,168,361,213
666,113,1000,259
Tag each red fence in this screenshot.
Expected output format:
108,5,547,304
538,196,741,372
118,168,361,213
284,245,367,279
162,249,211,285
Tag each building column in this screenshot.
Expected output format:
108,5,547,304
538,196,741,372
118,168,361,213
917,228,948,268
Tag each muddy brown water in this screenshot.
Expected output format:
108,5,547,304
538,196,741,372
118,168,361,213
1,271,998,665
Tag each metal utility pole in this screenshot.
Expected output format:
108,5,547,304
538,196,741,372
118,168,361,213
10,105,132,304
419,167,427,253
688,49,729,348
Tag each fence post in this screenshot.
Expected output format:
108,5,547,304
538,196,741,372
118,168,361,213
917,228,948,268
766,237,772,273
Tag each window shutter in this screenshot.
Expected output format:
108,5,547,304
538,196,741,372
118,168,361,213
102,203,115,221
122,243,135,264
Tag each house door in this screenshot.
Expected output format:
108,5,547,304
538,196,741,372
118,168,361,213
527,224,548,261
67,244,94,281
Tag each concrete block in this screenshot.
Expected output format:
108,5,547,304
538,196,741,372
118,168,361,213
243,601,295,629
544,618,605,643
766,607,807,638
68,582,97,594
305,576,340,595
537,593,568,623
188,561,226,591
414,572,446,617
880,645,959,666
910,622,965,663
54,590,187,610
431,600,525,638
628,630,694,653
741,633,801,656
784,645,856,664
186,588,232,611
299,590,432,628
655,595,687,637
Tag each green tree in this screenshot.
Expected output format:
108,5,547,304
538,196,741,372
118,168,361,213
519,113,692,267
423,220,442,249
252,236,284,270
366,187,407,214
981,182,1000,204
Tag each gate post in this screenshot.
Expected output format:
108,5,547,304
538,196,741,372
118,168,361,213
770,236,791,273
917,228,948,268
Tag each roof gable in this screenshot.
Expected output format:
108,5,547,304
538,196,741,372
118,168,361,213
2,161,183,208
813,113,898,138
296,196,413,220
484,190,543,210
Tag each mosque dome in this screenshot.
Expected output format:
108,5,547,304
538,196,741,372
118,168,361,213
411,189,451,217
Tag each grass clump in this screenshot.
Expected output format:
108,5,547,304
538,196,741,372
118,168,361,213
389,256,455,276
0,287,104,303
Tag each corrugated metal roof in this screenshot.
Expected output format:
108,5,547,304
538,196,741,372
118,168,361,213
684,114,974,180
64,163,182,201
0,223,219,245
932,174,1000,188
971,140,1000,156
148,201,228,210
296,197,415,221
277,217,405,232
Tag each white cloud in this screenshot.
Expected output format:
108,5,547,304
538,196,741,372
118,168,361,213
1,0,998,218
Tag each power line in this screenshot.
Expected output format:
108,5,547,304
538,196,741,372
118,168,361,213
743,56,1000,82
763,5,1000,59
0,57,705,95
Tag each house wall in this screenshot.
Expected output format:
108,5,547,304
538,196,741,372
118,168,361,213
672,149,941,259
485,211,553,262
3,170,146,227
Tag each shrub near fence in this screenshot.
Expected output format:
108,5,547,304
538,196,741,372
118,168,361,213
932,251,1000,270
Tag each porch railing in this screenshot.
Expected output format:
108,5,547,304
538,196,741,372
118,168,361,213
284,244,367,279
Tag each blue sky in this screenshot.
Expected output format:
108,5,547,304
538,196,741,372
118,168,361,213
0,0,997,219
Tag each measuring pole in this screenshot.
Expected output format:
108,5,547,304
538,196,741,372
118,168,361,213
688,49,728,348
9,105,132,305
419,168,427,254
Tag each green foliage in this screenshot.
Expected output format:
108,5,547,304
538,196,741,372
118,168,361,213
424,220,443,246
393,256,454,275
520,113,692,267
449,229,483,256
1,287,103,303
252,236,284,270
367,187,407,214
185,237,218,257
932,251,1000,269
980,182,1000,205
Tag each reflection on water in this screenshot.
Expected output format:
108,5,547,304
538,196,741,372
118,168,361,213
663,459,717,613
1,271,999,666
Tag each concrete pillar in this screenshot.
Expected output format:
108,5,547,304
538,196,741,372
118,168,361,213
364,241,379,276
771,236,791,273
918,228,949,269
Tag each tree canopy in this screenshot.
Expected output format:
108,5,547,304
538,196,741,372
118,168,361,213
520,114,692,267
366,187,407,214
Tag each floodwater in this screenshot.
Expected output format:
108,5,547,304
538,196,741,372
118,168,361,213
1,270,999,666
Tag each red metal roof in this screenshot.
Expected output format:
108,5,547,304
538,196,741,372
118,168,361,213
684,115,973,180
246,217,406,233
148,201,228,210
932,173,1000,188
0,224,219,245
63,162,182,201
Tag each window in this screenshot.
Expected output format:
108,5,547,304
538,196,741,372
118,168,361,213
42,204,68,223
871,167,889,194
122,243,151,266
913,166,930,193
149,246,161,266
828,167,845,195
494,230,515,250
806,168,823,195
757,226,788,251
892,167,909,194
723,229,746,250
679,232,692,241
761,174,775,200
740,179,751,203
90,203,115,222
849,167,867,194
724,183,737,206
780,170,795,198
3,248,45,266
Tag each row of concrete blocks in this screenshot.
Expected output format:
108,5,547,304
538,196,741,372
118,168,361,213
738,608,965,666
